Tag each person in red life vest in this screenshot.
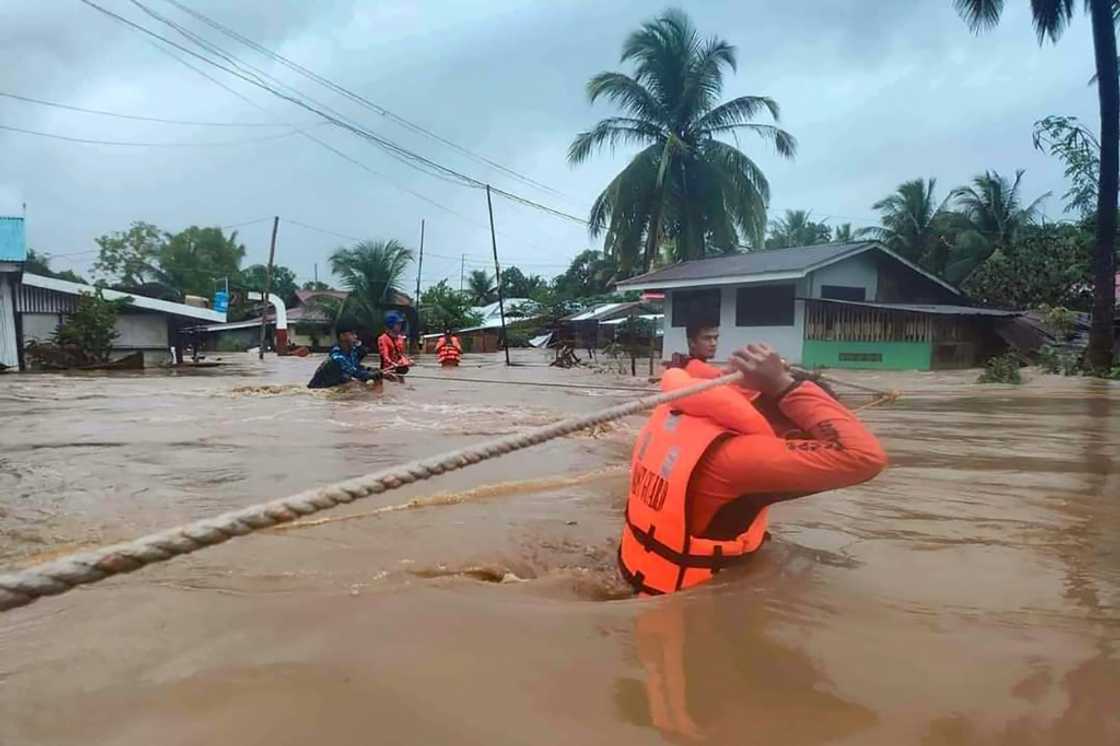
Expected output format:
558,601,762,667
619,342,887,595
377,313,413,375
435,327,462,367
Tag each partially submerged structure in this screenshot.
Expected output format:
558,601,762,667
617,241,1020,370
0,216,25,369
16,273,226,368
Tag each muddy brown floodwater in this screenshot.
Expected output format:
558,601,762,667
1,351,1118,745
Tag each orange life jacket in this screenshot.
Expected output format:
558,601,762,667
436,335,462,365
619,370,770,595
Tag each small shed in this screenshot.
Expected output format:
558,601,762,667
15,273,226,368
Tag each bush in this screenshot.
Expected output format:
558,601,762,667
1037,344,1081,376
978,352,1023,384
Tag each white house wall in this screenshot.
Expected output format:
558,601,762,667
808,252,878,299
114,314,169,349
663,278,809,364
21,312,63,344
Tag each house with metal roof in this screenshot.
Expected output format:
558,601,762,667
15,273,226,369
0,216,28,369
616,241,1020,370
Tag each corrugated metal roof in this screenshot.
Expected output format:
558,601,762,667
807,298,1020,317
617,242,872,287
0,217,27,262
616,241,962,298
565,301,645,322
16,283,78,314
20,273,226,322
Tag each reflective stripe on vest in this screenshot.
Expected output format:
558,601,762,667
618,405,769,595
437,336,462,363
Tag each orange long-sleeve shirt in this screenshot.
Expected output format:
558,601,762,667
688,381,887,540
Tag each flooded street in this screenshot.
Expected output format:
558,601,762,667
1,352,1118,745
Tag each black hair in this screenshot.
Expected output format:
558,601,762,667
336,322,357,337
685,321,718,341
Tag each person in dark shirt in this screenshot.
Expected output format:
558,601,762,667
308,324,399,389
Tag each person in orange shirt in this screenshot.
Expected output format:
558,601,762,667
619,342,887,595
377,313,413,375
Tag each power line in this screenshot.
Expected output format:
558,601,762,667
80,0,589,227
0,122,303,147
159,0,570,200
0,91,302,127
283,218,362,243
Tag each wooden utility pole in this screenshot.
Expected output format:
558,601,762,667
485,185,510,366
258,216,279,360
459,254,466,294
414,219,425,353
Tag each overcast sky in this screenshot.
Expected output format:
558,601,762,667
0,1,1100,291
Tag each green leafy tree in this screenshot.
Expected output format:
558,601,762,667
420,280,483,332
766,209,832,249
862,178,954,274
553,250,619,298
328,239,414,330
93,221,166,288
962,223,1094,310
1033,115,1104,218
953,0,1117,370
25,249,87,283
48,291,132,364
467,269,495,304
947,170,1048,282
499,266,548,298
302,280,330,291
833,223,854,242
159,226,246,298
239,264,299,305
569,8,796,272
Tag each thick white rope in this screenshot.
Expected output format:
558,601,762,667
0,371,746,613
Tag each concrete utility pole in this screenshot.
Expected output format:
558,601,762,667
485,185,510,366
258,216,279,360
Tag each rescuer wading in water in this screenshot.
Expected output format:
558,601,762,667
619,342,887,595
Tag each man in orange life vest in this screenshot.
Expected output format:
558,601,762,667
377,312,413,375
435,327,462,367
668,321,722,378
619,342,887,595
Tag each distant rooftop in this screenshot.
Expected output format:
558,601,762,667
0,216,27,263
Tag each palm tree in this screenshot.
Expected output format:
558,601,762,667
766,209,831,249
861,178,953,275
569,8,796,273
833,223,854,242
953,0,1116,369
467,269,495,305
947,170,1049,281
327,239,414,330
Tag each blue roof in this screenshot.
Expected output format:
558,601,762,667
0,216,26,262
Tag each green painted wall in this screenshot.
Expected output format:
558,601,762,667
802,340,932,370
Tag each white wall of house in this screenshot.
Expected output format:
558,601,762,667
659,253,887,364
663,278,809,364
807,253,878,299
21,312,63,343
114,314,168,349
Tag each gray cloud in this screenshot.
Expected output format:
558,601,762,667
0,1,1100,288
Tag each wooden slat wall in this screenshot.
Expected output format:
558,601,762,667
806,301,935,343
